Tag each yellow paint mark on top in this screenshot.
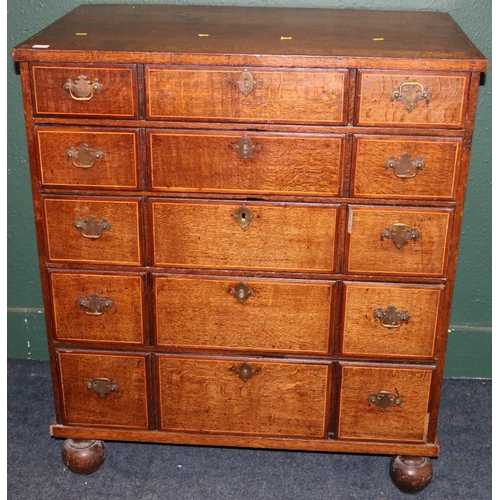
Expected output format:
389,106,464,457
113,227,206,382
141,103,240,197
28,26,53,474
281,36,293,40
75,32,88,36
373,37,384,41
198,33,210,37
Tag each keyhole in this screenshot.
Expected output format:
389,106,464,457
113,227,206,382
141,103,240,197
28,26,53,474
241,212,246,221
243,77,249,90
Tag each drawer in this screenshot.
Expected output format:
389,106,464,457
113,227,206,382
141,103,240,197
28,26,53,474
157,355,330,438
57,351,149,429
352,136,462,200
146,66,347,124
151,200,338,272
43,197,142,266
149,130,344,197
341,282,443,358
154,275,334,354
50,272,145,345
356,71,469,128
338,364,433,442
31,64,138,118
36,127,140,189
346,206,452,276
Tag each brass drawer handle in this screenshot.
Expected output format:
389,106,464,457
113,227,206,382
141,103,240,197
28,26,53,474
232,204,253,229
66,142,105,169
86,378,119,398
228,282,254,304
73,215,112,239
380,222,420,249
77,293,114,316
391,81,432,111
385,153,425,179
234,134,261,160
373,306,410,328
231,361,261,382
63,75,103,102
367,390,403,411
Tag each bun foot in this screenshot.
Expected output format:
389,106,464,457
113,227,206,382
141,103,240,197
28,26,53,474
389,455,433,494
62,439,106,475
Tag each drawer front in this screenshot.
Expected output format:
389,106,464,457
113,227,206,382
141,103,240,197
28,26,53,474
50,272,145,345
347,206,452,276
356,71,469,128
31,64,138,118
146,66,347,124
352,136,462,200
149,130,343,196
57,351,149,429
154,276,334,354
157,356,330,438
37,128,139,189
152,201,338,272
338,364,433,442
341,282,443,358
43,197,142,265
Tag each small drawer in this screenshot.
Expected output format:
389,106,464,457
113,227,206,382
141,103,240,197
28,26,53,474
352,136,462,200
146,66,347,124
338,364,433,442
149,130,344,197
50,272,145,345
157,355,330,438
151,200,338,272
154,275,334,354
57,350,149,429
356,71,469,128
31,64,138,118
341,282,443,358
37,127,140,189
347,206,452,276
43,197,142,266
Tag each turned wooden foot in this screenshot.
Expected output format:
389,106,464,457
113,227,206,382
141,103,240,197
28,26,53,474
389,455,433,494
62,439,106,475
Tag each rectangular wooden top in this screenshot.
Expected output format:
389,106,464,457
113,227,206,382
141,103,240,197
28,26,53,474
12,4,487,71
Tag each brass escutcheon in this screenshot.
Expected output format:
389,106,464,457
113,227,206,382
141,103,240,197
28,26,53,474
367,390,403,411
66,142,105,169
63,75,103,102
229,282,253,304
381,223,420,249
232,204,253,229
77,294,114,316
391,81,432,111
231,361,260,382
73,215,112,239
236,69,255,96
86,378,119,398
373,306,410,328
236,134,255,160
385,153,425,179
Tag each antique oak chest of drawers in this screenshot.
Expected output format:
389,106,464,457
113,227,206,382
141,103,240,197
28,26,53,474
12,4,487,493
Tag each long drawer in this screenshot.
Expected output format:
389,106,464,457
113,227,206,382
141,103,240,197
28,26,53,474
157,355,331,438
151,200,338,272
146,66,347,124
149,130,344,196
154,275,334,354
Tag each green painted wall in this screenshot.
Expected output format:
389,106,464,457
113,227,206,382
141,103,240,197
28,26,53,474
7,0,491,378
